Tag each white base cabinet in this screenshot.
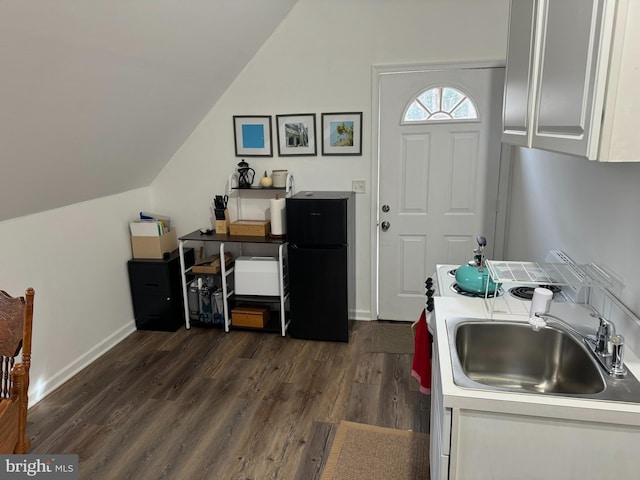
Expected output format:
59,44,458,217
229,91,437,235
502,0,640,162
449,409,640,480
430,327,452,480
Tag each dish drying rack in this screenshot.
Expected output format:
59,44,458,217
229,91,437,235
482,260,613,318
483,260,640,357
486,260,611,288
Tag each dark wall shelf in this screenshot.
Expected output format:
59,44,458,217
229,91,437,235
231,186,287,191
179,230,286,245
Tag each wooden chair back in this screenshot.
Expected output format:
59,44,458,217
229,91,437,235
0,288,34,453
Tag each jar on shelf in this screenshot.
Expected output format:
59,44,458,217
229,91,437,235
271,170,288,188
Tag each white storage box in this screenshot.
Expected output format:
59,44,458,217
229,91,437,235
234,256,280,296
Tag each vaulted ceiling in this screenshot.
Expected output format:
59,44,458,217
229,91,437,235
0,0,297,222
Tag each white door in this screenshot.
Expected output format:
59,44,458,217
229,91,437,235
377,67,504,321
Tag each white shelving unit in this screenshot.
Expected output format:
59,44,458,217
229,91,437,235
177,172,295,336
225,172,294,222
178,231,290,335
227,171,294,195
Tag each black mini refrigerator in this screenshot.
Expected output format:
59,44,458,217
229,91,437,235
286,191,355,342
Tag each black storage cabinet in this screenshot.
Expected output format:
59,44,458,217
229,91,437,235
127,248,195,331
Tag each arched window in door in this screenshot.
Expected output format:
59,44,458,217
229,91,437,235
402,86,478,123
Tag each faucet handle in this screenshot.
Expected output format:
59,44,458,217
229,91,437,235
590,313,613,331
610,335,626,376
597,316,614,332
590,312,607,322
594,316,615,354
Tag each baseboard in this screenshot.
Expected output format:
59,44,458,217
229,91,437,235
351,309,373,321
28,321,137,407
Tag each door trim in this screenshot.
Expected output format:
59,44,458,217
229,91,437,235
370,62,509,319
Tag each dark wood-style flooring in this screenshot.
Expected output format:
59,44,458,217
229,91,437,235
26,321,430,479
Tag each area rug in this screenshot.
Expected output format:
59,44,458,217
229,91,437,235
321,421,430,480
371,321,414,354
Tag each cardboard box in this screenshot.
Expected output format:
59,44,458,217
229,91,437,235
231,306,270,328
131,229,178,259
234,256,280,296
229,220,270,237
191,253,233,274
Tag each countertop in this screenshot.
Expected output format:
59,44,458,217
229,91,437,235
433,296,640,426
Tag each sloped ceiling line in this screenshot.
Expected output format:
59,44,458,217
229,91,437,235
0,0,298,222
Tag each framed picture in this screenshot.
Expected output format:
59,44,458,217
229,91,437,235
321,112,363,156
276,114,317,156
233,115,273,157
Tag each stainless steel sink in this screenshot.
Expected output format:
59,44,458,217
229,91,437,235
447,317,640,403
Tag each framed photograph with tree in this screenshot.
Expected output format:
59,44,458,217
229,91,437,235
321,112,362,156
233,115,273,157
276,114,317,156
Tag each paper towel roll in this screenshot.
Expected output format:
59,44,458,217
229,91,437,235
270,198,286,236
529,287,553,318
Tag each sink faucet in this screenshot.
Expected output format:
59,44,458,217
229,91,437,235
532,312,626,378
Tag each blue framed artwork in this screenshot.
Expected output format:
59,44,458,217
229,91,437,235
233,115,273,157
321,112,362,156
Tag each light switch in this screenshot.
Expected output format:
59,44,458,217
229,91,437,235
352,180,366,194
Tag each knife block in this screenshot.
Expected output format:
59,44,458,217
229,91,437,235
215,209,230,234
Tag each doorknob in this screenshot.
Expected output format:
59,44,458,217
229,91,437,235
382,204,390,213
381,221,390,232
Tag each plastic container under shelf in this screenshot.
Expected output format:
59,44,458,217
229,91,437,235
234,256,280,296
188,277,224,325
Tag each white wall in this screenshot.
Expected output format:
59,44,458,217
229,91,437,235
0,188,150,404
152,0,511,319
505,147,640,316
0,0,510,407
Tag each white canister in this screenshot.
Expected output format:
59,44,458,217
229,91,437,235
271,170,288,188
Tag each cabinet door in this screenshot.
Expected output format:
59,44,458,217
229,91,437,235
131,294,182,331
128,262,172,297
502,0,540,146
430,330,451,480
598,0,639,162
532,0,607,158
452,410,640,479
288,245,349,342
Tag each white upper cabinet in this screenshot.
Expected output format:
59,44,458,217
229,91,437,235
533,0,607,158
502,0,541,147
502,0,640,162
